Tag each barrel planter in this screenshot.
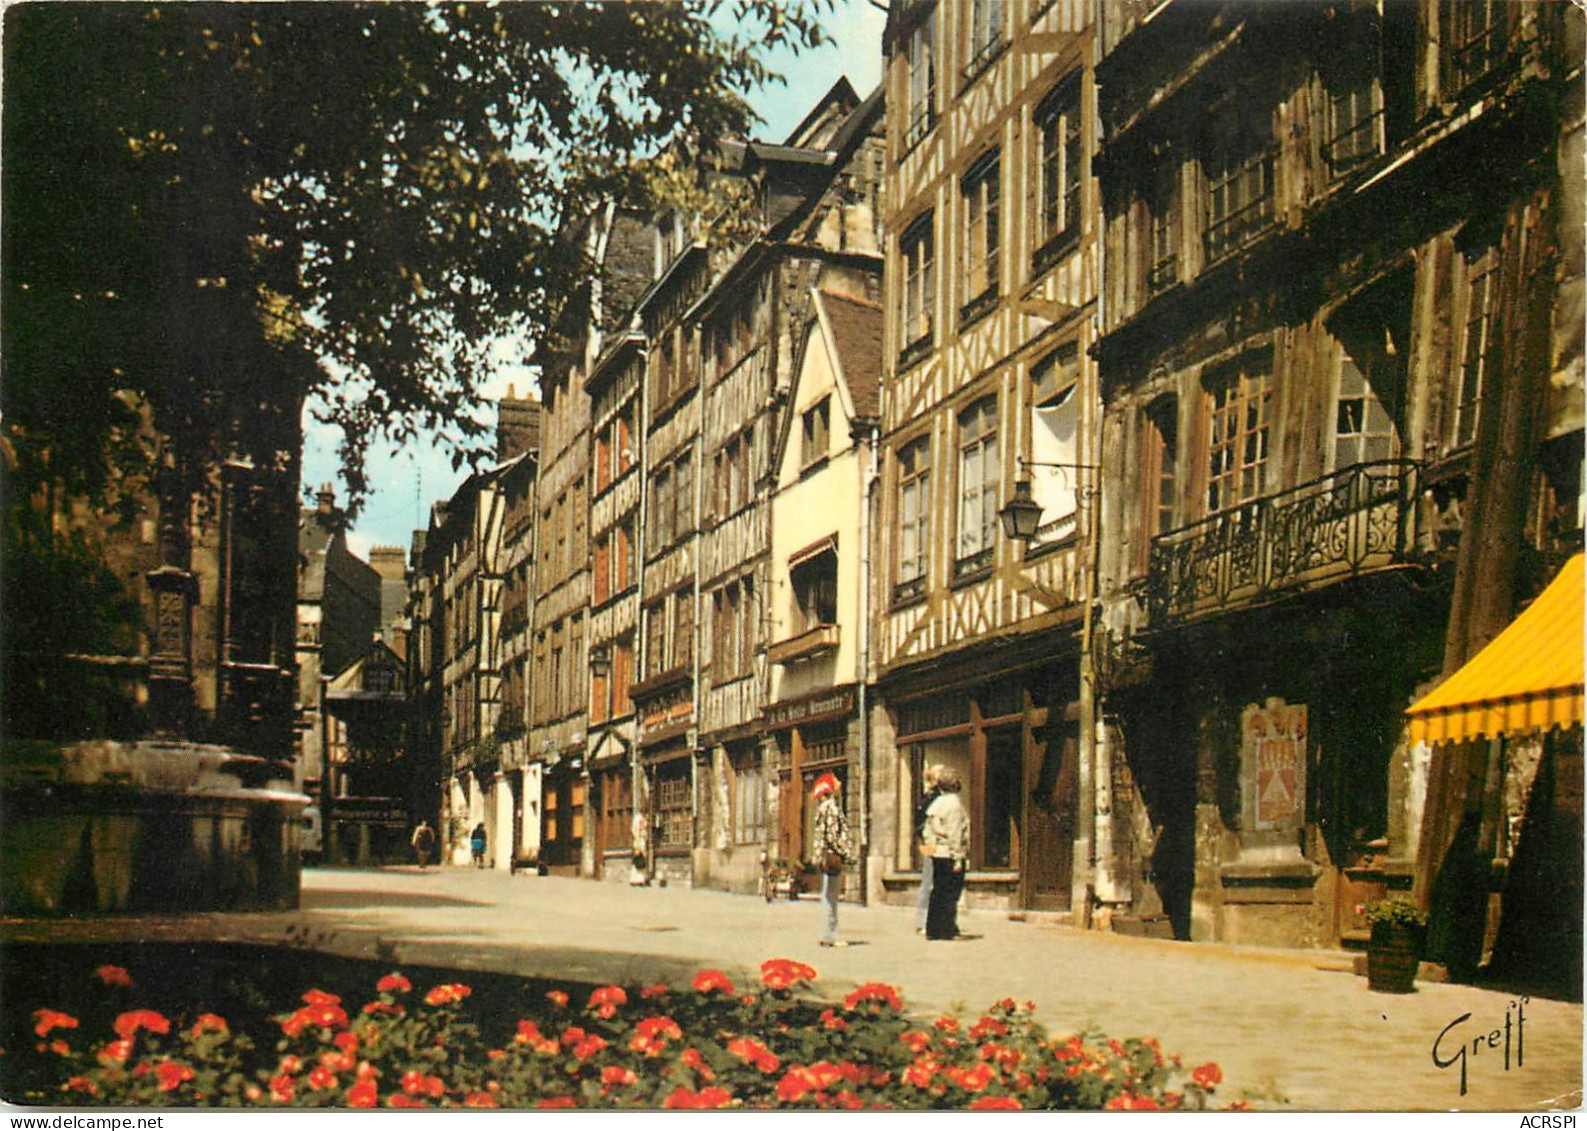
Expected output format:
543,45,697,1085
1367,921,1422,993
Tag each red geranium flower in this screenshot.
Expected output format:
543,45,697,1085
641,983,670,998
268,1073,296,1103
347,1078,378,1108
513,1019,545,1045
33,1009,78,1038
63,1076,97,1097
933,1015,960,1033
727,1036,780,1074
602,1065,638,1087
692,969,735,995
546,990,569,1007
759,958,817,991
376,973,411,994
302,989,340,1006
1191,1062,1223,1088
842,982,903,1012
946,1062,995,1092
113,1009,171,1040
387,1093,425,1109
154,1061,194,1092
900,1030,932,1054
424,983,471,1006
333,1030,359,1053
970,1095,1023,1110
572,1034,609,1060
307,1066,338,1091
1105,1091,1162,1111
681,1047,715,1081
94,965,132,987
587,984,628,1018
820,1008,848,1031
535,1096,578,1109
463,1090,499,1108
663,1084,735,1109
189,1013,228,1038
401,1070,445,1098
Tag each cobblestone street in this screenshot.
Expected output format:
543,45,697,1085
5,865,1580,1112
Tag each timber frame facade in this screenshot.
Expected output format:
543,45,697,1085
1090,0,1583,969
872,0,1102,916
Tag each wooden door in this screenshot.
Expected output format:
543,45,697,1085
1022,713,1078,910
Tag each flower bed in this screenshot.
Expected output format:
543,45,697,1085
6,952,1242,1110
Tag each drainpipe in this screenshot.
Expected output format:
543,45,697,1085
856,416,880,904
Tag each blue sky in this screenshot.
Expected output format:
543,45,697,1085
310,0,887,557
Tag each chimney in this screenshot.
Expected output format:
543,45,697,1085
316,482,336,516
497,393,543,462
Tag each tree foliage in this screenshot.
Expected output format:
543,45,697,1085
2,1,829,512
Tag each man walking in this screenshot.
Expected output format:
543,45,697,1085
411,819,436,871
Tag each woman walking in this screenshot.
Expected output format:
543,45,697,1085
922,767,969,941
810,772,854,948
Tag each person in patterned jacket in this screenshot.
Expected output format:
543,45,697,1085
810,772,853,947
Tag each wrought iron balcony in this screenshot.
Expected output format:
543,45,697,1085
1147,460,1422,626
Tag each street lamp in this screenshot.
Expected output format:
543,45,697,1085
998,458,1099,543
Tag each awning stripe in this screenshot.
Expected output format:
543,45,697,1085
1406,553,1584,746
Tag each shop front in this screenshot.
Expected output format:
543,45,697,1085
766,685,860,878
539,752,585,875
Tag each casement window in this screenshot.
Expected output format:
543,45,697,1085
649,466,673,550
644,601,669,679
674,447,694,540
712,575,755,683
612,634,634,717
961,150,1001,320
964,0,1004,83
616,405,635,475
712,299,757,381
1443,0,1512,93
1455,249,1499,450
1204,354,1273,515
1148,154,1180,295
614,517,634,592
595,429,612,493
1029,344,1081,548
594,536,611,604
900,213,936,359
896,435,931,602
956,396,1000,578
673,587,694,672
904,6,937,149
1203,116,1274,263
801,398,831,469
1334,355,1397,468
1034,76,1083,271
729,745,766,846
653,330,676,408
714,426,755,518
790,547,838,632
1139,396,1180,570
1325,78,1383,178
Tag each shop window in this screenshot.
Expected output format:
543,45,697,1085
570,779,586,842
956,396,999,578
961,150,1001,323
790,547,838,632
982,728,1022,870
896,435,931,603
1455,248,1499,450
1204,354,1272,515
1029,345,1080,548
904,5,937,149
729,745,766,846
654,763,692,851
1034,75,1083,273
900,212,936,362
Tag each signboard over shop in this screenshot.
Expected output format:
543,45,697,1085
764,685,855,731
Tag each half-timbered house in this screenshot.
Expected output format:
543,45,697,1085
873,0,1103,917
1090,0,1583,981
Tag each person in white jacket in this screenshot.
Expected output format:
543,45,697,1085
922,767,970,940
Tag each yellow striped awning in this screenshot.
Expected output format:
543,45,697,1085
1406,553,1584,746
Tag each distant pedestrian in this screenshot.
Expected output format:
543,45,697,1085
914,764,944,934
810,772,854,948
411,820,436,871
470,823,488,868
922,767,970,941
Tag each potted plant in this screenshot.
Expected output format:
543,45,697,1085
1363,895,1428,994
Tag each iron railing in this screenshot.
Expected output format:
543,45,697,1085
1147,460,1421,625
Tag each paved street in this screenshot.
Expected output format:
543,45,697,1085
6,865,1580,1112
